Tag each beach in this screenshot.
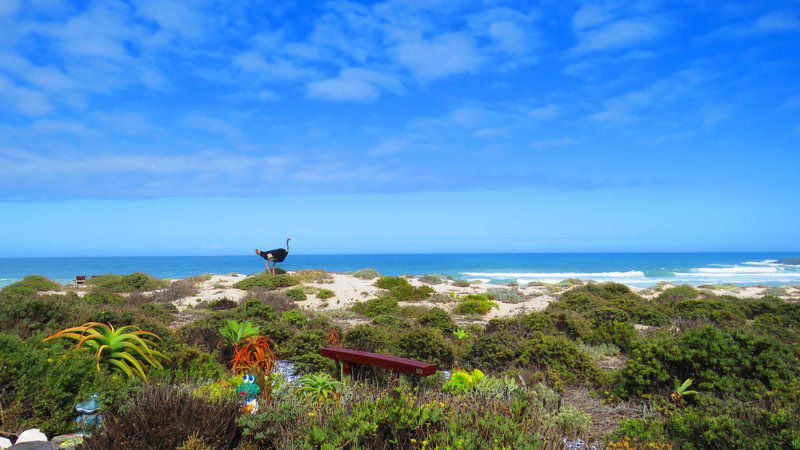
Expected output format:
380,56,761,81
43,270,800,327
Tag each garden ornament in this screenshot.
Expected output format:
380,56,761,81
237,374,262,414
74,393,103,434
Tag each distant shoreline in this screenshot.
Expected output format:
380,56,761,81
2,252,800,288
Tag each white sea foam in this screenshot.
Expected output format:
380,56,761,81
743,259,779,266
463,263,800,286
462,271,646,279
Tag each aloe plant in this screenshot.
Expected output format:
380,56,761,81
670,378,698,405
219,320,260,346
453,328,469,340
296,373,342,404
44,322,168,379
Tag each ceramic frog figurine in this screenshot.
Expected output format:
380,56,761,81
75,392,103,434
236,374,262,414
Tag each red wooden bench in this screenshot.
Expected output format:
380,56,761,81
319,347,437,377
75,275,86,285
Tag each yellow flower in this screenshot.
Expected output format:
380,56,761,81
308,411,316,417
47,358,53,363
411,438,417,443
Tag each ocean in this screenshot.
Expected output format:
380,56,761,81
1,252,799,288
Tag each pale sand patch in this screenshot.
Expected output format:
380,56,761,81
295,273,382,310
173,273,249,311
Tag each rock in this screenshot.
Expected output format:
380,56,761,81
1,437,12,449
8,443,58,450
777,258,800,265
14,430,47,443
50,435,84,449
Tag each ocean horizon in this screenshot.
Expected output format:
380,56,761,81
2,252,799,288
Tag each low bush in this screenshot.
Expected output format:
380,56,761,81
516,334,598,384
454,294,497,315
417,307,457,333
487,287,526,303
616,326,800,399
316,288,335,299
285,287,307,301
290,270,333,283
452,280,471,287
352,297,398,317
343,324,393,353
657,284,701,302
282,309,308,326
397,327,455,367
418,274,445,285
0,333,130,436
374,276,434,302
351,268,381,280
83,384,240,449
87,272,167,292
0,275,60,297
233,273,297,290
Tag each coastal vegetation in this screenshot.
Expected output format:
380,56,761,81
0,272,798,448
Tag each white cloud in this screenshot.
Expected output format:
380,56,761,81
0,74,53,116
753,12,800,33
529,104,559,121
307,68,402,102
573,18,661,54
572,4,614,30
390,33,484,79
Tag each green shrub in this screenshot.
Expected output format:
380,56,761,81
487,288,525,303
452,280,471,287
551,311,592,341
0,275,60,296
397,327,455,367
316,288,335,299
454,294,497,315
285,287,307,301
0,333,131,435
352,297,398,317
554,405,592,436
351,268,381,280
671,298,746,323
82,288,127,306
373,314,403,326
616,326,800,399
233,273,298,290
417,307,457,333
657,284,701,302
88,272,167,292
418,274,445,285
516,334,598,384
466,331,521,371
290,270,333,283
343,324,392,353
282,309,308,326
589,320,637,351
374,276,434,302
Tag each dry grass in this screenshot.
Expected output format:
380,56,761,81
563,386,656,443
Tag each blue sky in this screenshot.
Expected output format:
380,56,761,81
0,0,799,255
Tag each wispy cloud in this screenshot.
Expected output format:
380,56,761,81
570,3,663,55
532,137,574,149
307,68,402,101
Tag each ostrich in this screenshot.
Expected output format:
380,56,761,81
256,238,291,274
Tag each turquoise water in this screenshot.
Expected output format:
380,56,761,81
1,252,799,288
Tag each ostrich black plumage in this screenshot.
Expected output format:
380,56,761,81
256,238,291,274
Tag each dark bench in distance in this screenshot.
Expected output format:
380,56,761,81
319,347,437,377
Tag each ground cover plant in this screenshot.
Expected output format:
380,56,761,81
1,273,798,448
